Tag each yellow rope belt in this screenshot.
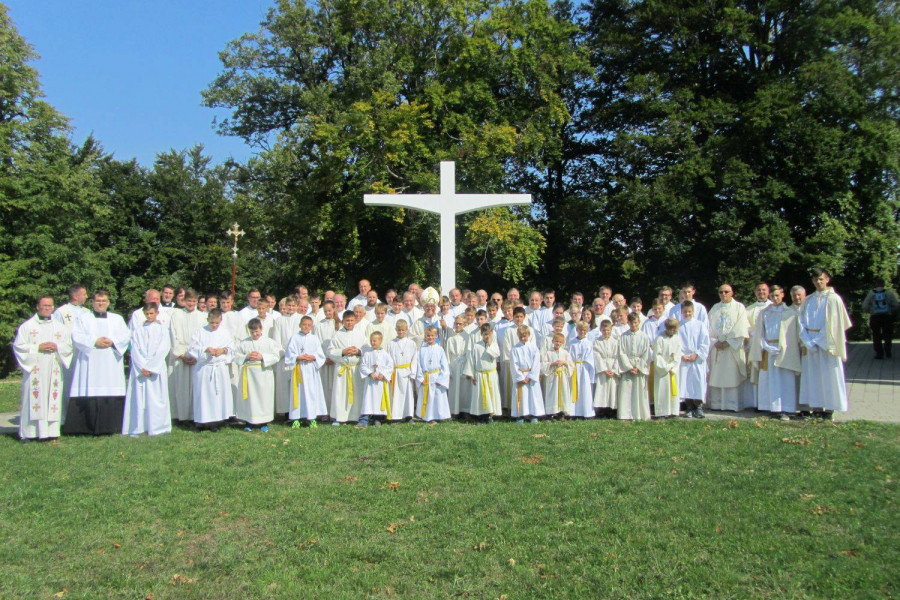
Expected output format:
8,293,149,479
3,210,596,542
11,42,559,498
291,362,303,409
339,364,355,405
381,378,392,420
422,369,440,416
391,362,411,389
241,363,261,401
476,369,496,410
669,371,678,400
516,368,530,412
554,367,565,411
572,360,584,400
649,363,655,403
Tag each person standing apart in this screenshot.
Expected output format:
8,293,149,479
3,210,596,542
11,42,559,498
861,278,899,359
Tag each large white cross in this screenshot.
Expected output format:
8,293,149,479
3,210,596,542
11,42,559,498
364,162,531,294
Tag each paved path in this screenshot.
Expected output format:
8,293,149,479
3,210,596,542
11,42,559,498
1,342,897,436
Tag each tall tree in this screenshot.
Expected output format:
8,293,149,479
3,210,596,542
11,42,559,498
204,0,587,294
581,0,899,306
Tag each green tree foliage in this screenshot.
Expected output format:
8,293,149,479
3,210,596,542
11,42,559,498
580,0,900,307
204,0,588,293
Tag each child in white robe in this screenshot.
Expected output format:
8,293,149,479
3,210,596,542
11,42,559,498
611,307,630,340
328,311,368,425
358,332,394,426
270,296,302,418
123,303,172,436
445,316,469,417
592,320,619,417
617,312,651,421
415,326,451,422
652,319,683,418
463,323,502,420
568,321,595,418
235,318,282,431
510,326,545,423
284,316,327,427
641,298,666,346
495,301,516,411
502,307,537,411
315,301,339,407
187,309,235,431
168,290,206,423
388,320,418,421
678,302,710,418
541,332,574,418
749,286,801,419
366,303,394,346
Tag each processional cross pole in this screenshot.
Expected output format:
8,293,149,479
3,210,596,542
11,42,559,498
363,162,532,293
226,222,245,299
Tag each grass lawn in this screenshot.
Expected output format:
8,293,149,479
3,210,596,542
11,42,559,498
0,379,20,413
0,418,896,600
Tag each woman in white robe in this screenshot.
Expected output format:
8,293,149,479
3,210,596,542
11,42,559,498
284,318,327,424
123,304,172,436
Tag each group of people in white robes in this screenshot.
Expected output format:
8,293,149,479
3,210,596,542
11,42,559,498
13,268,854,441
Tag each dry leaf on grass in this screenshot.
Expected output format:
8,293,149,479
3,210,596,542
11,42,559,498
727,420,739,429
343,475,359,483
520,454,543,464
54,590,67,598
532,433,549,439
473,541,488,551
169,574,195,585
508,558,516,566
840,549,860,557
781,437,810,445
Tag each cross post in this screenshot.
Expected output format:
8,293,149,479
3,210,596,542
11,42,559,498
364,162,531,293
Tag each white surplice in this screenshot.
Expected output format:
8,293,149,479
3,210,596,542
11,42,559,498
70,311,130,397
678,319,710,402
799,289,852,411
707,300,750,411
328,326,368,422
463,338,502,416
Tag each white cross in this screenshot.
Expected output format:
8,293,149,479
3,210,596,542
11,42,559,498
364,162,531,293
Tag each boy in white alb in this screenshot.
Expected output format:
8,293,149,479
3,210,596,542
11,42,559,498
328,311,367,425
616,312,651,421
463,323,502,421
678,302,710,419
358,331,394,426
123,303,171,436
568,321,596,418
187,309,235,432
541,332,574,419
510,326,545,424
415,326,451,422
592,320,619,418
235,318,282,432
445,316,469,417
388,320,418,421
284,316,327,427
652,319,682,418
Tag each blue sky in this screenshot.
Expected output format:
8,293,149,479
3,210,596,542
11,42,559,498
6,1,273,166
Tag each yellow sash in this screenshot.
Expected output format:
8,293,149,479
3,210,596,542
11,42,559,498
477,369,496,410
648,363,655,403
339,364,355,405
554,367,565,411
516,368,530,413
391,362,411,389
572,360,584,400
669,371,678,400
422,369,440,416
291,362,303,409
241,362,261,401
381,380,392,420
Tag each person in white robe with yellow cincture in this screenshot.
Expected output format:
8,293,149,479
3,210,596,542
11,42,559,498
799,268,852,419
742,282,773,409
652,318,683,418
592,320,619,417
388,320,418,421
464,323,503,420
416,325,451,421
445,316,469,417
749,286,801,419
315,301,339,408
187,309,234,431
568,321,595,418
168,290,207,422
235,318,281,431
270,296,302,417
510,326,545,424
357,331,394,426
502,307,536,411
284,316,327,426
328,311,367,424
707,284,750,412
541,332,574,419
616,313,651,421
123,303,171,436
15,295,72,441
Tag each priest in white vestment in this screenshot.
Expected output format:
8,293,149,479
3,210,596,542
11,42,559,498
707,285,750,412
123,303,172,436
749,286,801,417
64,291,131,435
187,309,235,430
742,283,773,409
238,289,263,324
128,289,172,331
799,269,852,417
15,296,73,440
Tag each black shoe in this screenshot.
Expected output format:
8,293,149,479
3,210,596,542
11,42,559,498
209,425,220,432
875,355,884,360
693,407,706,419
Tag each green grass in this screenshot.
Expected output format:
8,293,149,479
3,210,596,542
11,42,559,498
0,379,20,413
0,418,897,600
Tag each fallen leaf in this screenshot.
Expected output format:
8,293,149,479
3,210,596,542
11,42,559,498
473,541,488,551
520,454,543,464
385,481,400,490
169,574,195,585
508,558,516,566
54,589,67,598
670,469,679,474
299,539,318,549
799,494,815,500
671,456,684,462
727,420,739,429
343,475,359,482
113,543,121,549
715,524,722,533
589,432,601,438
875,465,885,471
840,549,859,557
853,442,864,448
532,433,548,438
145,594,154,600
754,421,764,428
565,521,574,526
781,437,810,445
